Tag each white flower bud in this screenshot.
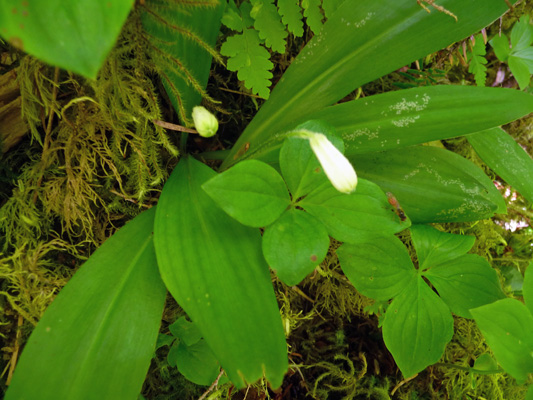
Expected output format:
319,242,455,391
192,106,218,138
307,133,358,194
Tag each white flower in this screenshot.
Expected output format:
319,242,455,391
306,133,358,194
192,106,218,137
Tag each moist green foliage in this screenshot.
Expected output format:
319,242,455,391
221,0,339,98
467,34,488,86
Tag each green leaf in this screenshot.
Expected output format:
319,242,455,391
222,0,248,31
202,159,290,228
314,86,533,156
410,224,475,269
471,298,533,384
278,0,304,37
509,54,532,90
467,35,487,87
322,0,345,19
154,157,288,388
510,15,533,52
354,146,506,223
299,179,410,243
172,340,221,386
301,0,323,35
467,127,533,204
0,0,133,79
527,385,533,400
280,120,343,199
250,0,287,53
514,47,533,72
221,28,274,99
473,354,499,373
169,317,203,347
262,208,329,285
223,0,519,167
141,2,224,121
5,208,166,400
523,261,533,316
156,334,175,350
423,254,505,318
382,277,454,378
489,33,510,62
337,235,417,301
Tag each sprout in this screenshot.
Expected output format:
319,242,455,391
192,106,218,138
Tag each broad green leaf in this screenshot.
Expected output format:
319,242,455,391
299,179,410,243
172,340,221,386
490,33,510,61
262,208,329,285
337,235,417,301
509,54,532,89
354,146,506,223
221,28,274,99
423,254,505,319
154,157,288,388
528,385,533,400
472,354,499,373
382,277,454,378
467,127,533,204
514,47,533,72
510,15,533,52
410,224,475,269
278,0,304,37
141,1,224,121
314,86,533,156
251,0,287,53
523,261,533,316
223,0,520,167
0,0,133,79
169,316,202,347
471,298,533,384
5,208,166,400
280,120,343,199
202,159,290,227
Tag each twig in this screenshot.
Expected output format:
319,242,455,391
198,369,225,400
391,373,418,396
32,66,60,204
6,314,23,385
153,119,198,133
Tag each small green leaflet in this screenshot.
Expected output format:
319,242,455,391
489,15,533,89
278,0,304,37
301,0,323,35
468,34,487,86
250,0,287,53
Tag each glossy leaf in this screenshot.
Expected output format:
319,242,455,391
262,208,329,285
0,0,133,78
314,86,533,156
154,157,288,388
222,0,519,167
382,276,454,378
5,208,166,400
202,159,290,227
354,146,506,223
280,120,343,199
410,224,475,269
141,1,225,120
337,235,416,301
423,254,505,318
471,298,533,384
468,128,533,204
300,179,410,243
